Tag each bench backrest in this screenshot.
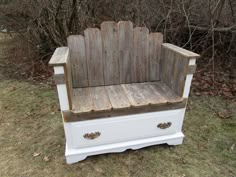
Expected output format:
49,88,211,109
67,21,163,88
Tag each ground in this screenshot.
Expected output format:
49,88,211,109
0,33,235,177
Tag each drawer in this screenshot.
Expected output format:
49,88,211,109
65,109,184,149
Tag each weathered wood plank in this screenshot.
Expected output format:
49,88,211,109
118,21,133,83
84,28,104,86
72,81,183,114
173,53,189,96
122,83,149,107
166,49,175,90
72,88,93,113
162,43,200,58
73,86,112,113
101,21,119,85
90,87,112,111
149,82,183,103
63,53,73,110
188,65,197,74
106,85,131,109
63,100,187,122
67,35,88,87
49,47,69,66
148,33,163,81
54,74,65,85
135,82,167,105
160,47,191,97
133,27,149,82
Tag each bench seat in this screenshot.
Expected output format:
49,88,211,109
71,81,183,114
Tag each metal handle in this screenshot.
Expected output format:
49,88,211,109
83,132,101,140
157,122,172,129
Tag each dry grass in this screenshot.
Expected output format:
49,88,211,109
0,34,236,177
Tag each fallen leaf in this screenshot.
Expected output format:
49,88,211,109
230,144,235,152
9,87,16,92
33,152,41,157
217,110,232,119
195,92,201,96
43,156,50,162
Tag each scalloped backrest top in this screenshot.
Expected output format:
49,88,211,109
67,21,163,88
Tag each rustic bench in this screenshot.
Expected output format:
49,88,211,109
49,21,200,164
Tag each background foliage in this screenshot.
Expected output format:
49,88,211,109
0,0,235,58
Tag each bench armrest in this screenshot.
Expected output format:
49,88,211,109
49,47,69,66
160,43,200,98
50,47,73,111
162,43,200,59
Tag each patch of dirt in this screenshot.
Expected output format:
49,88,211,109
192,57,236,98
0,33,53,84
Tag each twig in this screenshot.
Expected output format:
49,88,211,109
189,25,236,32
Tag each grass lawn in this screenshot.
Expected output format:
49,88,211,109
0,34,235,177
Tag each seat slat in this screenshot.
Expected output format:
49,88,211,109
118,21,133,83
122,82,168,107
84,28,104,86
133,27,149,82
67,35,88,87
90,87,112,111
101,21,119,85
135,83,167,105
122,83,149,107
72,88,92,113
149,82,183,103
106,85,131,109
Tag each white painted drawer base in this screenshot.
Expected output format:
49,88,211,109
65,132,184,164
63,108,186,164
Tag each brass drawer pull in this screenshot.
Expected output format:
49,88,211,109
83,132,101,140
157,122,172,129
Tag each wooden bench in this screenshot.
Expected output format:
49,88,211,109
49,21,200,164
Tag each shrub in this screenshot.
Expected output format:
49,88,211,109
0,0,235,64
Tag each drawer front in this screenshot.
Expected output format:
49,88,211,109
65,109,184,149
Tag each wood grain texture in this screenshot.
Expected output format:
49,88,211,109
71,81,183,114
122,83,149,107
134,83,167,105
188,65,197,74
63,100,186,122
149,82,183,103
162,43,200,58
72,88,93,113
106,85,131,109
84,28,104,86
49,47,69,66
173,53,189,96
101,21,119,85
54,74,65,84
118,21,133,83
133,27,149,82
64,55,73,110
148,33,163,81
67,35,88,87
160,47,189,97
72,87,112,113
90,87,112,111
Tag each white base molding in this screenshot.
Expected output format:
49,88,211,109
65,132,184,164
